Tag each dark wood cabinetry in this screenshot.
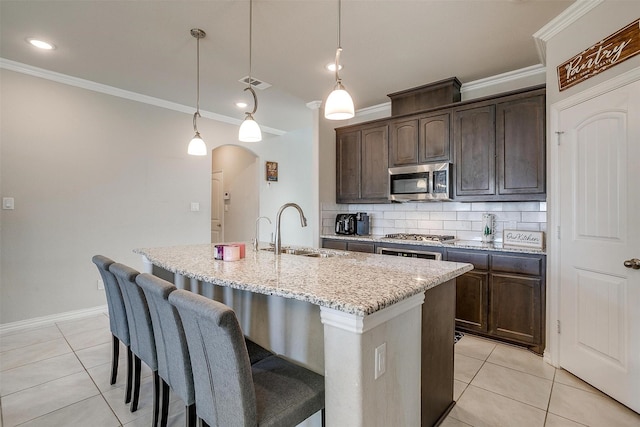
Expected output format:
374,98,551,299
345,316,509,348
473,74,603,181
322,239,376,253
447,248,545,354
496,94,546,197
453,88,546,202
453,105,496,197
389,112,451,167
336,124,389,203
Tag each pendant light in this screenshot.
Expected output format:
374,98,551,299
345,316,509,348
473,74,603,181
324,0,354,120
239,0,262,142
188,28,207,156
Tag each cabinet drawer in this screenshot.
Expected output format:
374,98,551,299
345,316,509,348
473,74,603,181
446,250,489,270
347,242,376,253
491,254,543,276
322,239,348,251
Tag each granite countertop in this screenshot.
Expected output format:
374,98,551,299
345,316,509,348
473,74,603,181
134,243,473,316
321,234,546,255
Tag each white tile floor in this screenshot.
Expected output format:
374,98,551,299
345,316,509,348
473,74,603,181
1,314,639,426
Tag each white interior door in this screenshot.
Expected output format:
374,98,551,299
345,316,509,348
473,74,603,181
558,79,640,412
211,171,224,243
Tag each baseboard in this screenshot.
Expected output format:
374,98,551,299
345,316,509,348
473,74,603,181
0,305,108,335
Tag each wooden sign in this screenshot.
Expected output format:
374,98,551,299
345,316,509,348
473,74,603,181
266,161,278,182
557,18,640,91
503,230,544,250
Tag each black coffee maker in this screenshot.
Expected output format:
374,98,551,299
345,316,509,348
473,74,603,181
335,214,357,235
356,212,370,236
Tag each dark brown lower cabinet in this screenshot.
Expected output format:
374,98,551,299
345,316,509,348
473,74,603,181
321,238,375,253
489,273,543,353
455,271,489,333
447,249,545,354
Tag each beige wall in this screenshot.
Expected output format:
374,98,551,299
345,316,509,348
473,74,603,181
0,69,314,324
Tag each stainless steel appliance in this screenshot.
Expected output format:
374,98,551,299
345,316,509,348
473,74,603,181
388,163,452,202
377,246,443,260
384,233,455,242
335,213,357,235
376,233,455,260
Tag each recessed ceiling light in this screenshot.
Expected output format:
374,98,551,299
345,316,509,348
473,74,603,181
326,63,343,72
236,102,248,109
27,38,55,50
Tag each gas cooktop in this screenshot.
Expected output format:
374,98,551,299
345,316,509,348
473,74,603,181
384,233,455,242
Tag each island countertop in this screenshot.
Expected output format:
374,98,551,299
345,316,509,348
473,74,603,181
134,243,473,316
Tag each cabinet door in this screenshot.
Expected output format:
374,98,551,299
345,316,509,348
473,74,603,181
455,271,489,332
453,105,496,198
489,273,542,345
360,125,389,201
389,119,418,166
336,129,361,203
496,94,545,198
419,112,450,163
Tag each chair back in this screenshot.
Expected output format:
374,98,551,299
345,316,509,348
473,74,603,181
110,263,157,371
92,255,130,346
136,273,195,405
169,289,257,427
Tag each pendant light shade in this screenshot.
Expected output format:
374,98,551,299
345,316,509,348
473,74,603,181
239,0,262,142
325,0,354,120
188,28,207,156
325,81,355,120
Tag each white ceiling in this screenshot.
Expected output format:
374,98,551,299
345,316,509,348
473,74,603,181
0,0,573,133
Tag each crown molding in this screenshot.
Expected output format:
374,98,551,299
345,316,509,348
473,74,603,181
306,100,323,110
355,102,391,118
0,58,287,136
533,0,604,65
460,64,546,94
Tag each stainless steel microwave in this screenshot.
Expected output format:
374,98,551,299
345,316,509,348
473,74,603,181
388,163,452,202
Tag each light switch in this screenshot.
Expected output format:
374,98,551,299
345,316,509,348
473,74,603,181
374,342,386,379
2,197,14,210
190,202,200,212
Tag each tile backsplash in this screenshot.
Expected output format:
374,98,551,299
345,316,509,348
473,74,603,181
321,201,547,242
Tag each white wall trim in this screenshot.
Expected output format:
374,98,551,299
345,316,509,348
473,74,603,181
355,102,392,118
0,57,287,136
533,0,604,65
320,292,425,334
460,64,546,94
0,305,109,335
547,66,640,367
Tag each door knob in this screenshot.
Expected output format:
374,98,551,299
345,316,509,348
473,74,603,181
623,258,640,269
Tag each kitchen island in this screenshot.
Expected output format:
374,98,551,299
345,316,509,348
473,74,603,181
135,243,473,426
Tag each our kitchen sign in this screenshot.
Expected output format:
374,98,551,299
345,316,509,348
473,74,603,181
557,18,640,91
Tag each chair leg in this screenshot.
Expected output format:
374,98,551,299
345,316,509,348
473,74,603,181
125,346,133,404
321,408,326,427
160,378,170,427
152,371,160,427
185,403,196,427
110,335,119,385
199,419,210,427
130,355,142,412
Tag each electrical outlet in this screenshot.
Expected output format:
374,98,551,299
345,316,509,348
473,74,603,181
97,279,104,290
374,342,386,379
190,202,200,212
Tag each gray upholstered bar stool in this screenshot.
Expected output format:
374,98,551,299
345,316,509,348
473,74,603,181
110,263,160,426
135,273,196,427
91,255,133,403
169,289,325,427
136,273,275,427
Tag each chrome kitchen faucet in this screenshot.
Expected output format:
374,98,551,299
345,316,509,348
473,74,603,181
274,203,307,255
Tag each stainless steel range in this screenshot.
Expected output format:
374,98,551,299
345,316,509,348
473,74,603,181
378,233,455,260
384,233,455,242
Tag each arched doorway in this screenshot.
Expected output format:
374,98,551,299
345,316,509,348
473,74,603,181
211,145,260,243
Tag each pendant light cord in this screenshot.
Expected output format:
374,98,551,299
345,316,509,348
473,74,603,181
245,0,258,116
334,0,343,85
191,29,205,133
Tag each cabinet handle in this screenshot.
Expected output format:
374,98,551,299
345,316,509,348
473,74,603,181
623,258,640,269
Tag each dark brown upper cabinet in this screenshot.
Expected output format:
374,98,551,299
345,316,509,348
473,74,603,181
453,105,496,198
336,124,389,203
389,112,451,167
453,87,546,202
496,94,546,198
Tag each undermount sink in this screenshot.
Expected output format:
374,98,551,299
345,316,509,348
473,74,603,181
260,246,347,258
